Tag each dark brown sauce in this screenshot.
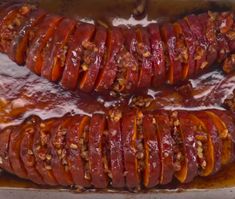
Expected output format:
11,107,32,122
1,0,235,192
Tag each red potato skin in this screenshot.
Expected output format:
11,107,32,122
185,15,208,74
142,114,160,188
26,15,63,75
20,116,44,185
121,111,140,189
177,112,198,183
148,24,166,87
0,127,13,173
136,27,153,89
49,117,74,186
107,116,125,188
161,23,182,85
121,27,139,92
79,26,107,92
95,27,124,92
33,119,58,186
61,23,95,90
89,114,108,188
41,18,76,82
195,111,222,174
66,116,90,187
8,9,46,65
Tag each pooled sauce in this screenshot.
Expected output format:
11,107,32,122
1,0,235,192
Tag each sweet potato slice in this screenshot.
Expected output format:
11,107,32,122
20,116,44,184
0,4,32,53
185,15,208,74
175,112,198,183
89,114,108,188
161,23,182,84
107,109,125,188
41,18,76,82
121,110,140,189
8,9,46,65
26,15,63,75
66,115,91,187
49,117,73,186
198,13,218,66
61,23,95,90
193,112,222,176
95,27,124,92
148,24,166,87
173,22,189,80
0,127,13,173
209,110,235,163
9,122,28,179
176,19,196,78
33,119,58,186
143,114,160,188
79,26,107,92
155,111,174,185
136,27,153,89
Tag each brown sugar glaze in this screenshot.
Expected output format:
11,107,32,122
0,0,235,191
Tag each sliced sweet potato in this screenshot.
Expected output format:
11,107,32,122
0,4,32,53
193,112,222,176
209,110,235,163
9,122,28,179
107,110,125,188
185,15,208,74
41,18,76,82
0,127,13,173
136,27,153,89
33,119,58,186
49,117,73,186
89,114,108,188
95,27,124,92
175,112,198,183
155,111,174,185
173,22,189,80
176,19,196,77
120,27,139,92
161,23,182,85
66,115,91,187
148,24,166,87
61,23,95,90
20,116,44,184
121,110,140,189
79,26,107,92
142,114,160,188
8,9,46,65
198,13,218,66
26,15,63,75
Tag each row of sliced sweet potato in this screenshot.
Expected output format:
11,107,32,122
0,2,235,94
0,109,234,190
